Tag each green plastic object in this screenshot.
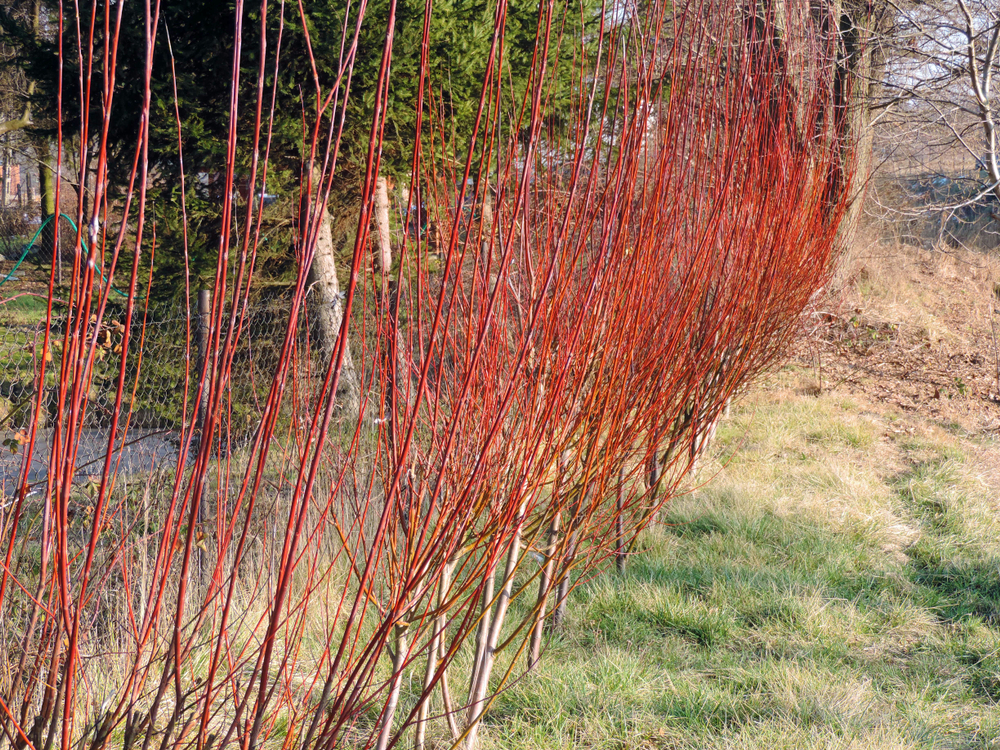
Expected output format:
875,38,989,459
0,213,138,298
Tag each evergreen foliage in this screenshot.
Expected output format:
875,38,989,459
101,0,599,299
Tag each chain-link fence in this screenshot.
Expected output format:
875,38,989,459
869,105,1000,251
0,294,317,494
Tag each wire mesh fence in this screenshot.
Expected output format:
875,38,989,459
0,293,321,495
869,109,1000,250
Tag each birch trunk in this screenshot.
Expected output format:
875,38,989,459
307,193,360,412
374,176,393,280
373,174,413,443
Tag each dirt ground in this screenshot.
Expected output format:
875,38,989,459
790,227,1000,436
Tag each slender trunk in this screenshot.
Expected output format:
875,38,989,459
414,559,452,750
553,480,584,632
466,503,526,750
439,632,461,742
36,141,56,264
552,529,577,632
375,622,410,750
467,566,495,704
374,174,413,452
528,510,560,668
647,449,660,497
691,406,723,476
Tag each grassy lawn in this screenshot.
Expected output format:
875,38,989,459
0,291,51,321
479,377,1000,749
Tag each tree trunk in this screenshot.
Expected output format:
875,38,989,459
528,511,560,668
415,559,454,749
832,1,889,240
647,450,660,498
374,622,409,750
307,191,360,412
467,566,495,705
374,176,393,280
466,503,526,750
552,530,576,631
751,1,889,239
373,174,412,446
35,140,57,266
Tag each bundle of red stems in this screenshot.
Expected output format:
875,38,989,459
0,1,854,749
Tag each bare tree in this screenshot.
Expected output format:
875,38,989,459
873,1,1000,235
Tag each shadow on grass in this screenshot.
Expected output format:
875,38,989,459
653,494,1000,628
478,489,1000,749
907,540,1000,625
889,457,1000,625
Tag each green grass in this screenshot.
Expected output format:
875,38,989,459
478,384,1000,750
0,292,49,321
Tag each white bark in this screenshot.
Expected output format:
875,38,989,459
374,175,393,279
307,193,359,410
372,174,413,429
959,0,1000,203
414,559,454,750
375,622,410,750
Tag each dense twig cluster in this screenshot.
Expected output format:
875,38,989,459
0,1,852,749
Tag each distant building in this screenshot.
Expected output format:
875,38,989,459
0,159,40,207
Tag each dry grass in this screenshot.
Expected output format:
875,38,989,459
829,227,1000,346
